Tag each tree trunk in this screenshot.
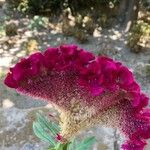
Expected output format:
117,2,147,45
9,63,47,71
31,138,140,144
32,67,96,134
117,0,129,24
124,0,140,32
117,0,140,32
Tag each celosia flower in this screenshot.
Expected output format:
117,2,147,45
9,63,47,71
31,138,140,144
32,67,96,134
4,44,150,150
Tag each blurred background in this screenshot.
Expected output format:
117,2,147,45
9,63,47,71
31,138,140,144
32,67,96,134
0,0,150,149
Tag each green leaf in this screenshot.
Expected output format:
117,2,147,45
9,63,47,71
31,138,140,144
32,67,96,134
55,143,64,150
67,139,76,150
48,143,65,150
63,142,70,150
33,122,56,146
75,137,96,150
47,147,55,150
36,113,60,136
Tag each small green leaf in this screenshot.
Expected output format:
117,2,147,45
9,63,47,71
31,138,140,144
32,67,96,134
36,113,60,136
33,122,56,146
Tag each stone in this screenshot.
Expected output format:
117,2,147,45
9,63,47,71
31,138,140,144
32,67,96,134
0,107,52,149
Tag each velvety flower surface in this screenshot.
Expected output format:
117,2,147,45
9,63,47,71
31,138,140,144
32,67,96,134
4,44,150,150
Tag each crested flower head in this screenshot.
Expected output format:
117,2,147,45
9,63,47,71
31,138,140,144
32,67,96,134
4,44,150,150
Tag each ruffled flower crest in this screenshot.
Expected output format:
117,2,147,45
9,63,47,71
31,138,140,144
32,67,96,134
4,44,150,150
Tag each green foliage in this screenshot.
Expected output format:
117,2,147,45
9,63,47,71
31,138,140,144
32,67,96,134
33,113,59,146
145,64,150,77
29,0,64,14
6,0,22,8
33,112,95,150
0,24,5,37
0,70,6,78
128,20,150,52
8,0,119,16
67,0,119,15
28,16,48,30
22,38,38,54
5,22,18,36
33,122,56,145
131,21,150,36
142,0,150,11
17,0,65,15
17,0,28,12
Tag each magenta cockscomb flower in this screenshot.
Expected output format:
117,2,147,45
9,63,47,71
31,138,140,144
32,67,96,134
4,44,150,150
